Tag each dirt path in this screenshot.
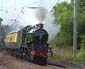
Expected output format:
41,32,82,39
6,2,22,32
53,47,72,56
0,51,64,69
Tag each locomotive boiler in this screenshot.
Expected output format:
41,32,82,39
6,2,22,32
5,24,53,65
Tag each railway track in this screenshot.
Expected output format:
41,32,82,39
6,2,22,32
0,50,85,69
47,60,85,69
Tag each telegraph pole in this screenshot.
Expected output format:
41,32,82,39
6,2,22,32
73,0,78,62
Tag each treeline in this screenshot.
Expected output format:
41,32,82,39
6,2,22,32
54,0,85,49
53,0,85,64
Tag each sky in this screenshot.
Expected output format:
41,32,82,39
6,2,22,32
0,0,71,40
0,0,71,25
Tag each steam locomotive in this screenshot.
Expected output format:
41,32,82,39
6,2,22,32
5,24,53,65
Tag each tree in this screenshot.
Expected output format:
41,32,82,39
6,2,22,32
0,17,3,46
54,2,73,46
54,0,85,48
0,18,3,25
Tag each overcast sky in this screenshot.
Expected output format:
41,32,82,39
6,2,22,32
0,0,71,25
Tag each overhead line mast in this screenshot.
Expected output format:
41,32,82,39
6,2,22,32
73,0,78,62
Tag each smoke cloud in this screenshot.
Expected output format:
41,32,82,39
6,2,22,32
44,12,60,42
35,7,47,23
35,7,60,41
6,7,60,41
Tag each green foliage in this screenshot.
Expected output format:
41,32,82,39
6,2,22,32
54,2,73,46
0,18,3,22
51,0,85,64
77,35,85,64
77,50,85,64
54,0,85,48
0,17,3,25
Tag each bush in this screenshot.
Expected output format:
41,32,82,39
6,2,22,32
77,40,85,65
77,51,85,64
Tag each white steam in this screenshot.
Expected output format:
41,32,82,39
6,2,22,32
35,7,47,23
6,6,60,41
35,7,60,41
44,12,60,42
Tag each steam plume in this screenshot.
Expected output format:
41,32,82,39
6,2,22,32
35,7,47,23
44,12,60,42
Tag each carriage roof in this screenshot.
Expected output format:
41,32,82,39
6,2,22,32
7,25,33,34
